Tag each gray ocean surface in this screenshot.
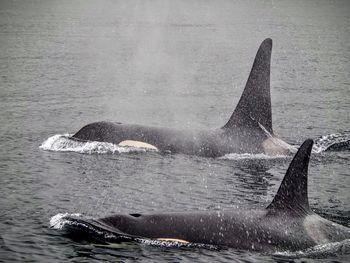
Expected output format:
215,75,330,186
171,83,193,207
0,0,349,262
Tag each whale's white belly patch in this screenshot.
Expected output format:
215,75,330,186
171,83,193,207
118,140,158,150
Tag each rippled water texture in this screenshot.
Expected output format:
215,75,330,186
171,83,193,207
1,0,349,262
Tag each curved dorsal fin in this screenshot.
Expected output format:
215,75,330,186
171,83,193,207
223,38,273,134
267,139,314,215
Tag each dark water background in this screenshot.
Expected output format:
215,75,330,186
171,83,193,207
0,0,349,262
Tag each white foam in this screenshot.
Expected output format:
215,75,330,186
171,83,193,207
50,213,81,229
135,238,218,249
219,153,287,160
40,134,158,154
313,132,350,153
273,239,350,258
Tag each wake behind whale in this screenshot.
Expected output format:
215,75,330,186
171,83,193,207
40,131,350,158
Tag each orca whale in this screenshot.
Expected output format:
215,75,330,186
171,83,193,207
55,139,349,252
72,38,292,157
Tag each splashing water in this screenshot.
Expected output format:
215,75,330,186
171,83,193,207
136,238,218,250
219,153,288,160
273,239,350,259
313,132,350,153
50,213,82,230
40,134,157,154
40,132,350,158
40,134,290,159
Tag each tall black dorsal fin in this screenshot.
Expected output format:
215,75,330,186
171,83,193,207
267,139,314,215
223,38,273,134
